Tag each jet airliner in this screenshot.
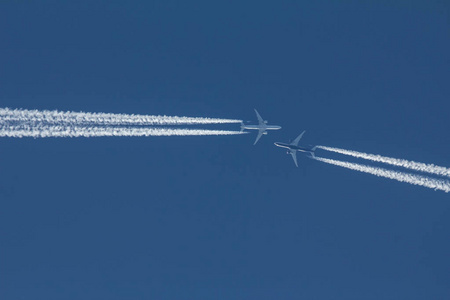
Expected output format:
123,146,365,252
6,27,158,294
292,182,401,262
241,109,281,145
274,131,317,167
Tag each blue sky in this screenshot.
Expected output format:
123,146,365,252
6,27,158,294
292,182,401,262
1,1,449,299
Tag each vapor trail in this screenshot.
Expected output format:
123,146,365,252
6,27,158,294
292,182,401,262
314,157,450,193
0,108,242,126
0,125,245,138
317,146,450,178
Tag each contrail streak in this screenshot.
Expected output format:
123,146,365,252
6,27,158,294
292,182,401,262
0,125,245,138
0,108,242,126
317,146,450,178
314,157,450,193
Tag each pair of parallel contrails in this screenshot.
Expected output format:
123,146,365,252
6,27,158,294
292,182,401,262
0,108,244,137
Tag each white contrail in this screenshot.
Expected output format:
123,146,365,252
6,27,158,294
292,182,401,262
0,108,242,126
317,146,450,178
0,125,245,138
314,156,450,193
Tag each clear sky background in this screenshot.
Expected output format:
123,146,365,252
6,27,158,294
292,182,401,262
1,1,449,299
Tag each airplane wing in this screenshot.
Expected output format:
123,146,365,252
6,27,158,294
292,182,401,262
254,109,264,125
290,150,298,167
291,130,306,146
253,129,265,145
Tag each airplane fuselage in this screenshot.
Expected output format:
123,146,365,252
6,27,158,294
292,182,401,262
242,125,281,131
274,142,315,154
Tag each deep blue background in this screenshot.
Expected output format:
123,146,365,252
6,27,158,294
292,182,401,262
1,1,449,299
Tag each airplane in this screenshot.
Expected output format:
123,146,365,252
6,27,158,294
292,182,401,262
241,109,281,145
274,130,317,167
